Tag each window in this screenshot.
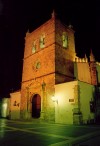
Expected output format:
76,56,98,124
35,61,41,69
40,34,45,48
90,101,95,113
32,41,36,54
62,32,68,48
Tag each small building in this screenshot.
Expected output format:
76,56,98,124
10,91,21,119
1,98,10,118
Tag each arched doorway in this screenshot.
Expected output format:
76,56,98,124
32,94,41,118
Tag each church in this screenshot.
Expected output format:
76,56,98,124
9,11,100,124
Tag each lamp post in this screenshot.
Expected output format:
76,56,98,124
51,95,58,104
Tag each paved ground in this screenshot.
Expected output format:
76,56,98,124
0,119,100,146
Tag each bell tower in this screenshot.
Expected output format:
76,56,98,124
21,11,76,121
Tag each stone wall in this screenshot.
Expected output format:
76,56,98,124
21,17,56,121
55,19,75,84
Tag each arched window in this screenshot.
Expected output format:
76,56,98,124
62,32,68,48
40,34,45,48
32,41,36,54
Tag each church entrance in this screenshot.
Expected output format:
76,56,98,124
32,94,41,118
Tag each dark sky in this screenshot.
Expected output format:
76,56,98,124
0,0,99,98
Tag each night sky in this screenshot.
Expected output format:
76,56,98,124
0,0,99,98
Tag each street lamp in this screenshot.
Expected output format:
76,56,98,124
51,96,58,104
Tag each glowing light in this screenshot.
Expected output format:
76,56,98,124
1,103,7,118
3,103,7,109
51,96,58,104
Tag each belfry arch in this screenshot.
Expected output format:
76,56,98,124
32,94,41,118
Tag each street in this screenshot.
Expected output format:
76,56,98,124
0,119,100,146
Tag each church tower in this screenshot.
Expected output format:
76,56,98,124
20,11,76,121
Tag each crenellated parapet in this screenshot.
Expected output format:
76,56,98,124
74,55,88,63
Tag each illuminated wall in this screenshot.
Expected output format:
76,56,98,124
55,81,95,124
75,62,91,84
55,81,78,124
10,91,21,119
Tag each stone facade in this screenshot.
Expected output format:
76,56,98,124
20,12,76,121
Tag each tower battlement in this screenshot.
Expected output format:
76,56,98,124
74,56,88,63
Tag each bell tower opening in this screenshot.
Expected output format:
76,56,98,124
32,94,41,118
